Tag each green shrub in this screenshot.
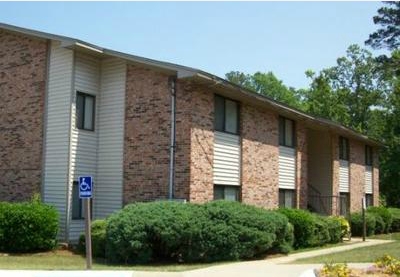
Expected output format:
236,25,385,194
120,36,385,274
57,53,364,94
367,206,393,233
202,201,293,260
334,216,350,240
323,216,343,243
350,212,376,236
277,208,328,248
313,215,331,246
78,220,107,258
371,213,386,234
106,201,293,264
388,208,400,232
0,201,58,252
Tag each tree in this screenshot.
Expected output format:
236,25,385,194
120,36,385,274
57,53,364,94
302,70,350,126
225,71,303,109
365,1,400,50
303,45,385,134
376,50,400,206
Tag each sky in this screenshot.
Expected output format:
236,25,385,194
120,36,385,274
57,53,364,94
0,1,384,89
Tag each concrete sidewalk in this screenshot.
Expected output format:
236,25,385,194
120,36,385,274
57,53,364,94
176,238,392,277
0,238,393,277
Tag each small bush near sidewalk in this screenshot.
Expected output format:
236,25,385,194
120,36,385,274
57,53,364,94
105,201,293,264
350,212,376,236
78,219,106,258
277,209,344,249
318,255,400,277
367,206,393,233
388,208,400,232
0,199,58,252
319,262,350,277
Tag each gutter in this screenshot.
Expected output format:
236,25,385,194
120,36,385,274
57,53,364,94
168,77,177,200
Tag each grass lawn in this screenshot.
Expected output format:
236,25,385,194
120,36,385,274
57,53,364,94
294,233,400,264
0,250,224,271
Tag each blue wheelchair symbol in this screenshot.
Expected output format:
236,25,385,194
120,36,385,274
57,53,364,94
79,176,93,198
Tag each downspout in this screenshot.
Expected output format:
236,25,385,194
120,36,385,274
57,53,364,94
168,77,177,200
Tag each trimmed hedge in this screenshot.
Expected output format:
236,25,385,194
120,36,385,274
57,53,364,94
335,216,350,239
105,201,293,263
277,209,342,249
372,214,386,234
388,208,400,232
350,212,376,236
0,201,58,252
78,220,107,258
367,206,393,233
322,216,343,244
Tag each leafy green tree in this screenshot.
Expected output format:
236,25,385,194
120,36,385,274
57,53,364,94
376,50,400,206
365,1,400,50
302,70,350,126
325,45,385,133
225,71,303,109
303,45,385,134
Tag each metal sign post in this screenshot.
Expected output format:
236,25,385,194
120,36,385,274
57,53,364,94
362,197,366,242
79,176,93,270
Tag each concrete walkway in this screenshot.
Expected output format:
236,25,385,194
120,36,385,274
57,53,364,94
134,238,393,277
0,238,393,277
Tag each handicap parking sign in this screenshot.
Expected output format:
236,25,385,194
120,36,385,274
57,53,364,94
79,176,93,198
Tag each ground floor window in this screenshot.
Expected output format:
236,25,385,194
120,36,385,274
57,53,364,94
72,181,92,220
279,189,295,208
214,185,239,201
339,192,349,216
365,193,373,207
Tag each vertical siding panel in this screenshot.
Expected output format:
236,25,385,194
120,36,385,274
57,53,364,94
213,131,240,186
365,165,373,194
279,146,296,189
339,160,349,192
43,41,73,240
95,58,126,218
68,52,100,241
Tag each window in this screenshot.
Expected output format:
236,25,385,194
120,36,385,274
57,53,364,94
339,192,349,216
279,117,295,147
214,185,239,201
72,181,83,219
279,189,295,208
76,92,95,131
339,137,349,161
72,181,92,220
214,95,239,134
365,145,373,166
365,194,373,207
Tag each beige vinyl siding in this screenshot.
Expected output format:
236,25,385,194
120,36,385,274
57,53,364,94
68,52,100,241
42,41,74,240
339,160,350,193
365,165,373,194
95,58,126,218
279,146,296,189
213,131,241,186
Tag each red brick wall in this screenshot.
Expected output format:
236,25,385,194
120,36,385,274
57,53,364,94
123,64,172,204
296,122,308,209
173,80,192,200
0,30,48,201
188,85,214,203
349,139,365,213
241,104,279,209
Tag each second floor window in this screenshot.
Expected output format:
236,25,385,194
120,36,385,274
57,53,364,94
214,95,239,134
339,136,349,161
279,117,295,147
365,145,373,166
76,92,95,131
